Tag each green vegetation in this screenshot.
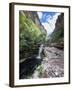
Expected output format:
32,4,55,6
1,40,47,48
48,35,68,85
19,12,46,59
50,27,64,43
36,65,43,77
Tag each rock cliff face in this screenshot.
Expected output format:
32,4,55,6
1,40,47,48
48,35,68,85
20,11,46,33
50,13,64,46
19,11,46,59
54,13,64,32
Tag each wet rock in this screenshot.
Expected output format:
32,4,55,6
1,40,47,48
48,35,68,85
20,46,64,79
19,56,42,79
31,46,64,78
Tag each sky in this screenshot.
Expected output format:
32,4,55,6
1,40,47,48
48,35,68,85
37,11,61,36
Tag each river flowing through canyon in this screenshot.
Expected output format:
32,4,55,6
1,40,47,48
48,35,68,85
19,11,64,79
20,46,64,79
32,46,64,78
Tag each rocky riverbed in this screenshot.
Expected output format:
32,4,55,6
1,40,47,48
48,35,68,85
32,46,64,78
20,46,64,79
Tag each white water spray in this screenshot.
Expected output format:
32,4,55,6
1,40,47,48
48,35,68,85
36,44,44,59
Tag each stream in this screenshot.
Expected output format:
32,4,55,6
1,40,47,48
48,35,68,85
32,46,64,78
20,46,64,79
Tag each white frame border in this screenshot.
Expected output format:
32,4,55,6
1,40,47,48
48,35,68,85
13,4,70,86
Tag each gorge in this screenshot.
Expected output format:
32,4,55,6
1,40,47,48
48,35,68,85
19,11,64,79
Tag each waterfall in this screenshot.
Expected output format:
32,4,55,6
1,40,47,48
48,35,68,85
36,33,48,59
36,44,44,59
